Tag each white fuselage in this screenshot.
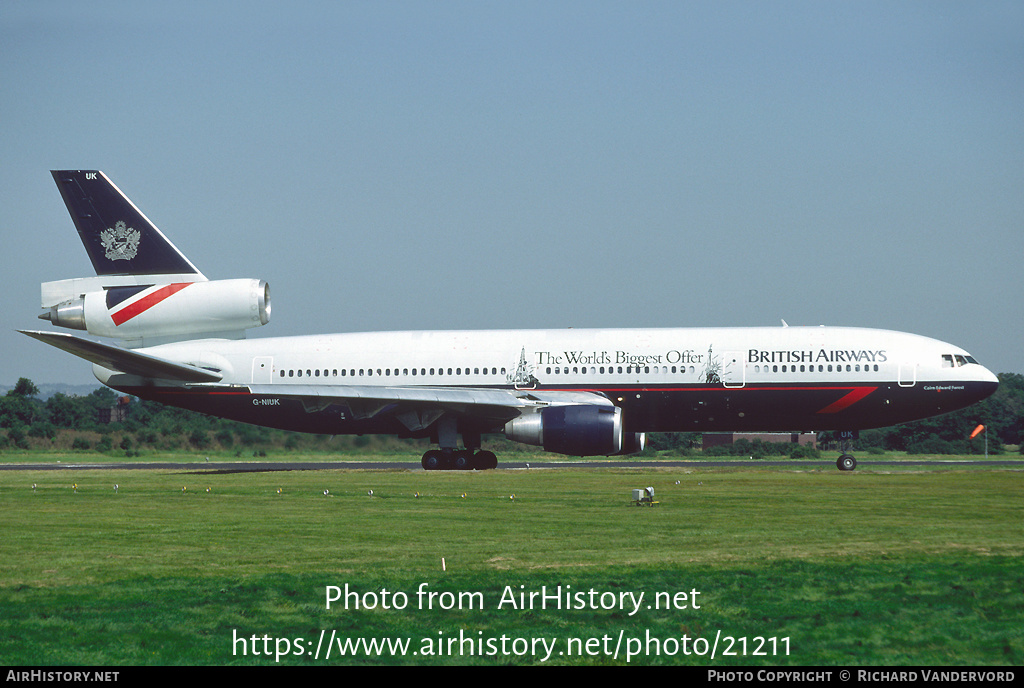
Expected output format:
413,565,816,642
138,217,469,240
95,325,998,438
132,325,992,390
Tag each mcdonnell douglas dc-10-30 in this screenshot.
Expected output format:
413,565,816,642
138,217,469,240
22,171,999,470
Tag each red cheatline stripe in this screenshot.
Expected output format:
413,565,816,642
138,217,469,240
111,283,192,326
816,387,877,414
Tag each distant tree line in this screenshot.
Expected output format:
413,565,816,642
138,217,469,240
1,373,1021,455
0,378,289,453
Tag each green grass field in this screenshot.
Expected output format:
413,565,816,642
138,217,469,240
1,460,1021,665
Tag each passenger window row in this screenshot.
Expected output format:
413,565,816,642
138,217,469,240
753,364,880,373
545,366,698,375
280,367,507,379
277,362,885,380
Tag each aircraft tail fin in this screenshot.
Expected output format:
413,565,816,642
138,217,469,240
41,171,267,346
51,170,204,278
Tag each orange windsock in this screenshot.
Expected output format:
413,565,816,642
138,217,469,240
970,424,985,440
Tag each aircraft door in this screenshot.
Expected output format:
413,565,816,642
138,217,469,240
898,361,917,388
721,351,746,388
252,356,274,384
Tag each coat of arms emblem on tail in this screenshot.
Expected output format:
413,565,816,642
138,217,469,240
100,220,141,260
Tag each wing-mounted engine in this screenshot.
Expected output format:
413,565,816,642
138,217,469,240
40,278,270,344
503,405,646,456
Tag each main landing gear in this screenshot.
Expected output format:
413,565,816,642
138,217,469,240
421,449,498,471
420,417,498,470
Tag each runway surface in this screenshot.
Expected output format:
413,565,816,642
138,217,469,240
2,458,1022,473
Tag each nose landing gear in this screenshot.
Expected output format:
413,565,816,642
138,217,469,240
836,431,857,471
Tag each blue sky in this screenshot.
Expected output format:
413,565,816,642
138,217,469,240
2,1,1022,386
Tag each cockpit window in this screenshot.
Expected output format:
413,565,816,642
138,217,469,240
944,353,979,367
942,354,954,368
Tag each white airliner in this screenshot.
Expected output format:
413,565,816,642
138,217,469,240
23,171,999,470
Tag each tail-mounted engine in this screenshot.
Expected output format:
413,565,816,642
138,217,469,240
504,405,646,456
40,278,270,342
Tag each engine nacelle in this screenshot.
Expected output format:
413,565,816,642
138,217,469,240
504,405,644,456
41,278,270,341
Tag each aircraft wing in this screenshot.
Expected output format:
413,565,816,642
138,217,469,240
20,327,613,430
247,384,614,430
19,330,223,383
247,384,612,408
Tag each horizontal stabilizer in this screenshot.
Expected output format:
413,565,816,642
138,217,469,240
19,330,222,383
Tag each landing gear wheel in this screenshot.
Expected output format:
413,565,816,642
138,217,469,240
422,450,443,471
438,448,456,470
475,450,498,470
453,450,473,471
837,454,857,472
422,447,498,470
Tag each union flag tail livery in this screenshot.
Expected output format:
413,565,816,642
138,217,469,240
23,170,999,471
